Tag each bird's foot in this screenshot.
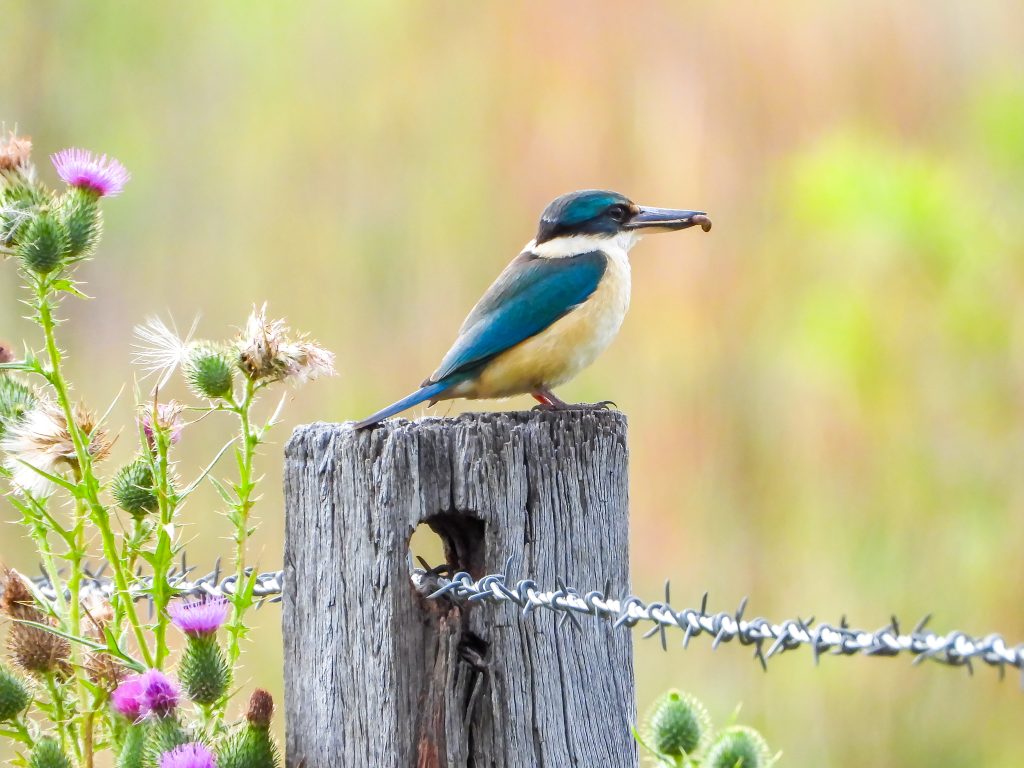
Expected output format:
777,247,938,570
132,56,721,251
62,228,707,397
531,390,617,412
531,400,617,412
580,399,617,410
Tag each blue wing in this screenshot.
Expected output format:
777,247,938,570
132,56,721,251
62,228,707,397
427,250,607,384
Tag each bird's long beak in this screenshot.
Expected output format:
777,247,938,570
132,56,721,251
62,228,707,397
626,206,712,233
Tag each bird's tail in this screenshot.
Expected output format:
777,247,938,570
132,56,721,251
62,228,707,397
353,379,454,429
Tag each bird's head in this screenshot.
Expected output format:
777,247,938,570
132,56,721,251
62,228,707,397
534,190,711,251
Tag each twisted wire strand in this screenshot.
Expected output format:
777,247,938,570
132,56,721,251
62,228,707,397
25,559,284,612
19,559,1024,680
417,564,1024,679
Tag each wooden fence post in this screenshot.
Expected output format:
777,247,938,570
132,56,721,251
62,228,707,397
282,410,636,767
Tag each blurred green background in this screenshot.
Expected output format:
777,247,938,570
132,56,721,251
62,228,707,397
3,1,1024,765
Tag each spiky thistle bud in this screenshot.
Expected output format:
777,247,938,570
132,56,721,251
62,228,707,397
28,737,72,768
705,726,772,768
183,345,234,400
15,208,70,274
117,722,148,768
0,374,35,441
642,689,711,759
111,459,159,518
169,598,230,705
217,689,280,768
246,689,274,729
0,661,31,721
58,185,102,258
177,635,230,706
0,568,70,677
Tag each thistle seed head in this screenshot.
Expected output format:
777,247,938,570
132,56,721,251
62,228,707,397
237,304,335,385
0,131,32,173
1,399,112,497
81,594,125,690
0,568,71,677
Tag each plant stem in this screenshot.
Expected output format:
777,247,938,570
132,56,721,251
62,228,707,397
151,415,176,668
225,377,258,669
45,672,81,764
83,707,95,768
34,279,154,668
67,491,93,761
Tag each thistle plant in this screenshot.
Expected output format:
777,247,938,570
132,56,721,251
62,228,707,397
635,689,780,767
0,129,334,766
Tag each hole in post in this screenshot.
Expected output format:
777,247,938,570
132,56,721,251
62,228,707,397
409,524,447,570
409,512,486,578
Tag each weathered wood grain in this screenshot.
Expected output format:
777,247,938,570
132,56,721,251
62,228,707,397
283,410,636,768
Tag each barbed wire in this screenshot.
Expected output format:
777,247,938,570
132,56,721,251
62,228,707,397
415,562,1024,681
25,559,284,613
16,558,1024,681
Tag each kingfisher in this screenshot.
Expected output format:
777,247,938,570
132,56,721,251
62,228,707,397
355,190,711,428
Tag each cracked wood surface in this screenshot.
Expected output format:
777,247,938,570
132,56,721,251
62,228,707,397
283,410,636,767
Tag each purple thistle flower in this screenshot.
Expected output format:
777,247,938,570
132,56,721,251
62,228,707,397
168,597,229,638
139,668,179,716
50,148,130,197
159,742,217,768
112,669,180,719
141,401,185,450
110,674,147,721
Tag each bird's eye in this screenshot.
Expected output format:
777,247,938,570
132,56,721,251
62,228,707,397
607,205,628,222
